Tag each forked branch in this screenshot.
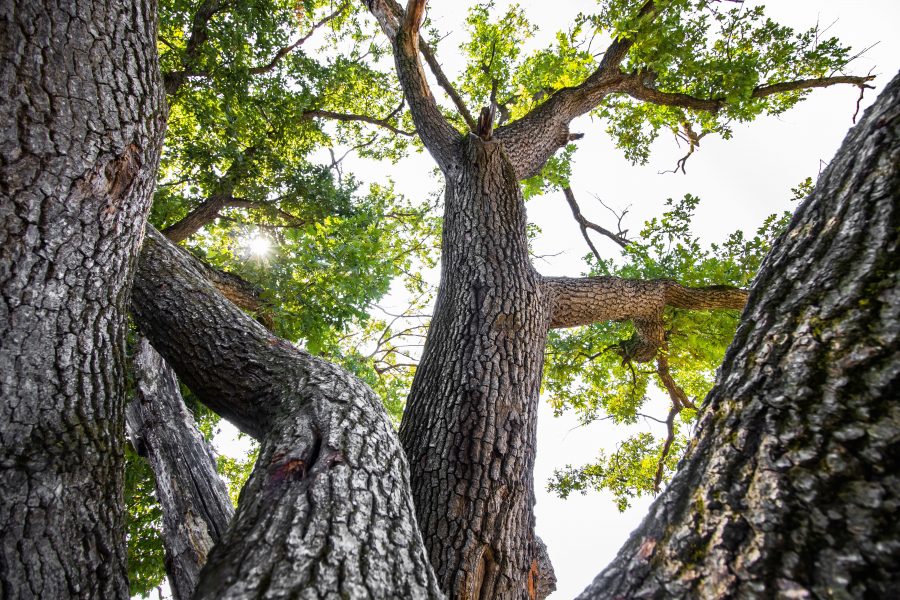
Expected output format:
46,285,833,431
562,186,630,258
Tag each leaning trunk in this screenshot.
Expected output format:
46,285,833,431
132,227,443,599
579,72,900,598
401,135,552,599
126,339,234,600
0,2,165,597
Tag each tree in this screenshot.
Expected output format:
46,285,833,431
349,1,873,596
130,68,898,599
577,70,900,599
2,2,895,600
0,1,166,596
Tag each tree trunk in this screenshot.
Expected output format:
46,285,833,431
401,134,553,599
131,227,443,599
579,72,900,599
0,1,165,597
127,339,233,600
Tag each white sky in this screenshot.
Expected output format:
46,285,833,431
211,2,900,599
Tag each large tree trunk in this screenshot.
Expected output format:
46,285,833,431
400,134,551,599
579,72,900,599
0,1,165,597
126,339,233,600
131,227,443,599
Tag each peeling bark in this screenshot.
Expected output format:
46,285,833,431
126,339,233,600
132,227,442,599
0,1,165,597
579,72,900,600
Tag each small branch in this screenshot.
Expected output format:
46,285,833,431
162,0,230,94
303,106,414,136
622,72,877,115
415,27,478,131
562,186,630,257
652,350,695,493
248,2,349,76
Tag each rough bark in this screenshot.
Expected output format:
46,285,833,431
400,135,552,599
126,339,233,600
132,227,442,599
579,72,900,599
545,276,747,361
0,1,165,597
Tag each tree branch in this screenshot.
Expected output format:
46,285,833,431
546,276,747,329
363,0,462,171
163,0,231,94
131,226,443,598
620,72,876,114
126,339,234,600
562,186,630,258
303,106,414,136
494,0,657,179
544,276,747,362
248,2,349,76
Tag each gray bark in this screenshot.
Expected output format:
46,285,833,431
0,1,165,597
131,227,442,599
579,72,900,599
127,339,233,600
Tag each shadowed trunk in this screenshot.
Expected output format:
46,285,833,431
126,339,233,600
131,227,443,599
579,71,900,599
0,1,165,597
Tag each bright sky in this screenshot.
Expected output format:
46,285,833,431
211,2,900,598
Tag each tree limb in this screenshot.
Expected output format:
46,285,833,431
544,276,747,362
363,0,462,172
131,226,443,598
303,107,414,136
163,0,231,94
545,276,747,329
494,0,657,179
620,72,876,114
495,0,873,181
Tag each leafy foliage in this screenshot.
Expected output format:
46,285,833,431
590,0,855,163
125,445,167,598
544,195,791,509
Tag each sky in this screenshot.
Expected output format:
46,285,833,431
211,1,900,599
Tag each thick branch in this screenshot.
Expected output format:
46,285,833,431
545,276,747,330
545,276,747,362
364,0,462,172
494,1,656,179
132,226,443,598
133,227,291,438
162,194,232,243
127,339,234,600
